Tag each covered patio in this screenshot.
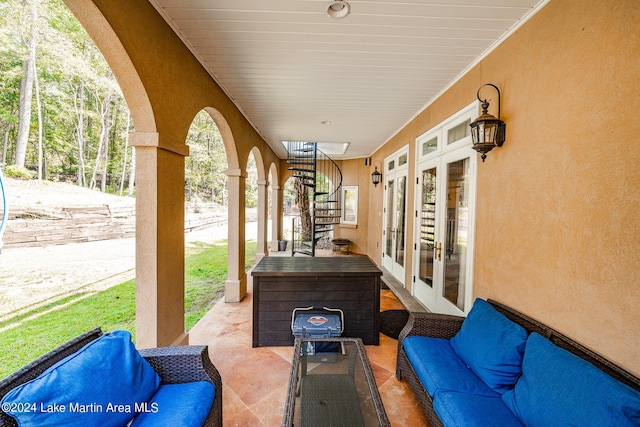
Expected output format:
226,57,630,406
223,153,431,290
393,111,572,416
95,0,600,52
58,1,640,424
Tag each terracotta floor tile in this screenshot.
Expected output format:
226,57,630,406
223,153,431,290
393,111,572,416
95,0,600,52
190,271,427,426
247,384,289,425
224,350,292,407
224,407,264,427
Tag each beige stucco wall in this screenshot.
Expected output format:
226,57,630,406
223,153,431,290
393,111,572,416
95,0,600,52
362,0,640,374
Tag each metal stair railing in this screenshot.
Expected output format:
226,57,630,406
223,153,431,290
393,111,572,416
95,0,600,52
286,142,342,256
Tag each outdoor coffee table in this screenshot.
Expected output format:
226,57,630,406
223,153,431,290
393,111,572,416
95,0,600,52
283,337,390,427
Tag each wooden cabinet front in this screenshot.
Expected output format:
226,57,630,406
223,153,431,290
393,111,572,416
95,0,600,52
251,257,382,347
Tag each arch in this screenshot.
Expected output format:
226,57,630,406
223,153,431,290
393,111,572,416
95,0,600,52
268,162,282,251
204,107,239,171
64,0,155,132
247,147,267,260
249,147,266,181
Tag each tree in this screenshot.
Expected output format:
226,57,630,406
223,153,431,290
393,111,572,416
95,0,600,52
295,178,312,241
185,110,228,204
15,0,40,168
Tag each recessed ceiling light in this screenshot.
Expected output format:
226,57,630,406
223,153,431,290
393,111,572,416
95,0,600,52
321,121,332,125
326,1,350,19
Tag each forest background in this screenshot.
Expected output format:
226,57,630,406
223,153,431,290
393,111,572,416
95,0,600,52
0,0,263,207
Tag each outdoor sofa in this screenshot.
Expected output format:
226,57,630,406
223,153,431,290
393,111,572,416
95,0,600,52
396,298,640,427
0,328,222,427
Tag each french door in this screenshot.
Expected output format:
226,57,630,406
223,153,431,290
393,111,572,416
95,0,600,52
413,104,477,315
382,147,409,284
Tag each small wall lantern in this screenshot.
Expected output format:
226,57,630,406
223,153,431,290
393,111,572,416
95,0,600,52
371,166,382,187
469,83,506,162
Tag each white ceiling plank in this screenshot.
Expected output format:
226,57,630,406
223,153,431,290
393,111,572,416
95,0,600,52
149,0,547,159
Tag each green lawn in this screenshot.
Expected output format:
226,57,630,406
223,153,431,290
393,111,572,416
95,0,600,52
0,240,257,379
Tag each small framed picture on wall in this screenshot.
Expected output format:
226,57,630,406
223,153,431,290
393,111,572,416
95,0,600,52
341,186,358,225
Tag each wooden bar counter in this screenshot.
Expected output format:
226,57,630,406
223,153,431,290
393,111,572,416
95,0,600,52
251,256,382,347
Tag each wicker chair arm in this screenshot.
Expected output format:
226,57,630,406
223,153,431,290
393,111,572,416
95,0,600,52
140,345,223,426
139,345,220,386
397,312,465,347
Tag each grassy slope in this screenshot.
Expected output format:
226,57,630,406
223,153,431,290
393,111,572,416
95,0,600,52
0,240,256,379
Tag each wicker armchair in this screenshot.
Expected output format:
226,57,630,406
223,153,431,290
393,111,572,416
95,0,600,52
395,300,640,427
395,312,463,427
0,328,222,427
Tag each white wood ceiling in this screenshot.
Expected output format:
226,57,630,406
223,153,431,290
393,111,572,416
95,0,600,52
149,0,545,159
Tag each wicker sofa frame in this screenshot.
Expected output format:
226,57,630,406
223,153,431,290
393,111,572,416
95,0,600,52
395,299,640,427
0,328,222,427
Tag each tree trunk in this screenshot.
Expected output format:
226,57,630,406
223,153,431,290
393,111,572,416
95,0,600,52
89,97,110,190
127,147,136,197
295,178,312,241
2,125,11,165
15,0,40,168
35,61,43,180
74,81,86,187
119,110,131,196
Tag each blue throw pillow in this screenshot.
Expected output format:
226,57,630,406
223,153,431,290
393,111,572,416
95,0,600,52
502,333,640,427
1,330,161,427
450,298,528,393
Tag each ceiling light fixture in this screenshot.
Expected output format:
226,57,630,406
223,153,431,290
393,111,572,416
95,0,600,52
326,0,351,19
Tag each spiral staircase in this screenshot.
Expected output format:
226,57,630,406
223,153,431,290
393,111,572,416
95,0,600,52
286,142,342,257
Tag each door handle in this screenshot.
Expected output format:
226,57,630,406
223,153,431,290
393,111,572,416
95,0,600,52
435,242,442,261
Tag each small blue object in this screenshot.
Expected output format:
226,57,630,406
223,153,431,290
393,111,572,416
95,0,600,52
292,313,342,338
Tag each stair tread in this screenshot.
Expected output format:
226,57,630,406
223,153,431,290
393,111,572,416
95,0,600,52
287,159,314,165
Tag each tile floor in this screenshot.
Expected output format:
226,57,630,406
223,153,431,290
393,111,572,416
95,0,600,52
189,258,430,426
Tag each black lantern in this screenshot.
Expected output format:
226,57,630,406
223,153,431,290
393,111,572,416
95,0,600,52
469,84,506,162
371,166,382,187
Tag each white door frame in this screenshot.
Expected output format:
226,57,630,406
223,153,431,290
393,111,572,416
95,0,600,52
412,102,479,316
382,145,409,285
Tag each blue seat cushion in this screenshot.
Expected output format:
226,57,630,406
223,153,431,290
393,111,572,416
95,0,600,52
130,381,215,426
502,333,640,427
450,298,528,393
403,336,498,397
433,391,525,427
1,330,161,427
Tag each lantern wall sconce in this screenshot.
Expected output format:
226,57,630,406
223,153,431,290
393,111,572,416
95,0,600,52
469,83,506,162
371,166,382,187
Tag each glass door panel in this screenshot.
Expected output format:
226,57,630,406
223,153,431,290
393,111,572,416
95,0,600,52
443,158,470,311
395,176,407,267
385,179,394,259
418,168,437,287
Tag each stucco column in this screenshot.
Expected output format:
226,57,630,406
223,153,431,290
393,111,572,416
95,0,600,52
130,132,188,348
256,179,269,261
271,184,284,251
225,168,247,302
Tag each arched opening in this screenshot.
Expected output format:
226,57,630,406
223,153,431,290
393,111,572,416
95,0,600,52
245,150,259,261
183,110,230,330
